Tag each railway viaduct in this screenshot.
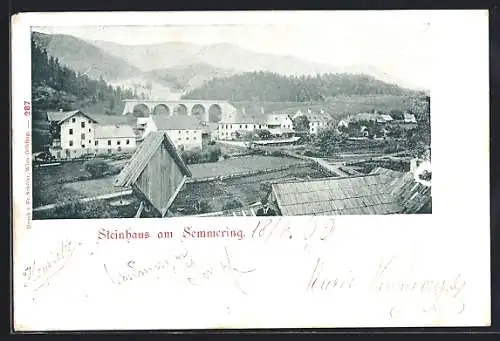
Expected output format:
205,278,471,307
121,99,237,123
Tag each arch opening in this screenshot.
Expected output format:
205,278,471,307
132,104,150,117
153,104,170,115
174,104,188,116
191,104,206,120
208,104,222,123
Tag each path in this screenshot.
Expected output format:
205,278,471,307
33,189,133,212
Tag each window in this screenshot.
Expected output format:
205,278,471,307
95,141,98,146
81,145,85,148
245,124,248,129
259,125,262,129
117,146,122,152
81,122,85,128
117,141,121,145
108,149,112,154
88,128,91,132
178,138,181,141
126,139,130,145
179,130,181,134
108,140,111,146
81,133,85,140
88,140,91,144
69,140,73,146
88,120,91,123
230,125,233,129
254,125,257,129
71,118,76,123
69,128,73,135
239,125,242,129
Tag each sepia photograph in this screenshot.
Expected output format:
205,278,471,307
30,20,431,220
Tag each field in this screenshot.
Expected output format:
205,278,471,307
171,164,333,215
32,161,122,207
188,155,306,179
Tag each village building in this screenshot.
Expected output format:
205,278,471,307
337,117,351,129
263,167,431,215
217,106,268,140
266,112,295,138
114,131,192,217
379,114,394,123
47,109,137,160
93,125,137,155
403,111,417,123
306,111,334,135
142,115,204,151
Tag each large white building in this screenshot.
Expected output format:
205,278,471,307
217,107,269,140
47,110,137,160
143,115,204,151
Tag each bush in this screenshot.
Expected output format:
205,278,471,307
196,200,212,214
270,150,285,157
223,154,230,160
222,200,243,211
84,160,112,178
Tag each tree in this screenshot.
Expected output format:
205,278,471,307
254,129,272,139
222,200,243,211
314,128,343,155
293,115,310,132
84,160,111,178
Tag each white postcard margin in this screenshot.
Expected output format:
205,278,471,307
11,10,490,330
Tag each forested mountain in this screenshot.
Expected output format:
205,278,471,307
32,31,142,81
182,71,421,102
143,63,239,92
31,36,139,116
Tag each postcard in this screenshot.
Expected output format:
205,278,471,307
11,10,490,331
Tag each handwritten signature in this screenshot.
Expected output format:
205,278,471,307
103,245,256,295
21,239,81,291
372,256,466,318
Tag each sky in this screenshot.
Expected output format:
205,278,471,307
34,11,432,90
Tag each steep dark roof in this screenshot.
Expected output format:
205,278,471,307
114,132,191,187
271,173,403,216
270,170,432,216
46,110,98,124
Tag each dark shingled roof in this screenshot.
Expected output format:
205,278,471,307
114,132,191,188
270,170,431,216
46,110,98,124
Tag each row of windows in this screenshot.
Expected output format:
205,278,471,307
177,136,196,141
68,139,131,147
220,124,264,129
59,147,125,157
68,128,91,135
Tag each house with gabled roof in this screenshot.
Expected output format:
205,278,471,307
47,109,137,160
142,115,205,152
114,132,192,217
217,107,269,140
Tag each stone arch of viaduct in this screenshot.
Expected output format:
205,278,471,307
122,100,235,123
